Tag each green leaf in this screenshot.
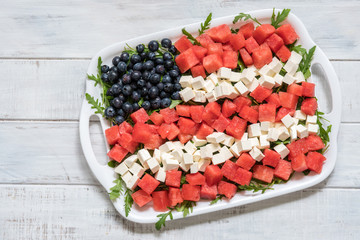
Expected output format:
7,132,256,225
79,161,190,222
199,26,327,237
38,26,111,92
238,180,275,194
198,13,212,35
124,189,133,217
169,99,183,109
85,93,104,115
302,169,311,175
155,210,173,230
107,160,117,168
233,12,261,25
182,28,200,45
271,8,291,29
175,200,196,218
109,179,124,201
316,110,332,146
138,97,144,106
210,195,224,205
290,45,316,78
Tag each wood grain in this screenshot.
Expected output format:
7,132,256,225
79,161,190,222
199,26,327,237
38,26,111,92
0,0,359,59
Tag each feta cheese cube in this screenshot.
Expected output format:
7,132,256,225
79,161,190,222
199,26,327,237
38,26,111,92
163,158,179,171
274,122,284,129
260,121,273,132
234,81,249,96
204,80,215,92
289,51,302,64
241,69,256,85
241,132,248,141
193,150,201,162
294,71,305,83
147,157,160,174
240,140,253,152
249,137,260,148
183,152,194,165
179,87,195,102
267,128,279,142
283,61,298,76
306,115,317,124
193,90,206,103
214,86,223,99
124,155,138,167
200,146,213,159
155,168,166,182
259,65,275,77
198,159,211,172
229,71,242,82
206,132,226,143
296,124,309,138
179,159,191,172
192,136,207,147
278,126,291,141
283,73,296,85
259,75,275,89
217,67,232,79
153,149,161,163
249,147,264,161
246,79,259,92
192,76,206,90
274,143,290,159
184,141,196,154
220,146,233,158
212,146,233,165
307,124,319,135
248,123,261,137
170,149,183,162
122,171,132,183
128,162,145,178
207,73,219,85
281,114,296,128
137,149,151,163
293,118,299,126
172,141,184,150
159,142,176,153
273,73,283,87
114,162,128,176
179,75,193,88
221,135,235,147
259,135,270,149
161,152,173,162
190,162,199,174
268,57,282,74
126,175,140,190
229,142,241,157
207,143,221,153
294,110,307,120
223,85,239,99
205,91,217,102
290,125,298,141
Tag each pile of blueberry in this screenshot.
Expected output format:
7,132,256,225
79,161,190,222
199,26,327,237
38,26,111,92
100,38,182,124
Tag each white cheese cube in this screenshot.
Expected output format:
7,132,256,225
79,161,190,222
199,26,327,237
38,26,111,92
241,69,256,85
289,51,302,64
159,142,176,153
179,75,193,88
220,146,233,158
217,67,232,79
124,155,138,168
240,140,253,152
230,142,241,157
283,61,298,76
126,175,140,190
153,149,161,163
200,146,213,159
249,137,260,148
179,87,195,102
241,132,248,141
247,65,259,74
248,123,261,137
193,150,201,162
207,143,221,153
206,132,226,143
249,147,264,161
179,159,191,172
267,128,279,142
155,168,166,182
213,146,233,165
128,162,145,178
293,118,299,126
295,71,305,83
290,125,298,142
137,149,151,163
274,122,284,129
121,171,132,183
307,124,319,135
198,159,211,172
274,143,290,159
223,85,239,99
147,157,160,174
273,73,284,87
259,65,275,77
204,79,215,92
207,73,219,85
259,75,275,89
268,57,282,74
294,110,307,120
190,162,199,174
229,71,242,82
170,149,183,162
278,126,291,141
184,141,196,154
234,81,250,96
163,158,179,171
260,121,273,132
259,135,270,149
114,162,128,176
172,141,184,150
283,73,296,85
281,114,296,128
192,76,206,90
183,152,194,165
221,135,235,147
214,86,223,99
192,90,206,103
161,152,173,162
246,79,259,92
205,91,217,102
192,136,207,147
306,115,317,124
296,124,309,138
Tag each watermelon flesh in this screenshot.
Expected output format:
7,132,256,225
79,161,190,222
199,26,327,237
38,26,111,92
132,190,152,207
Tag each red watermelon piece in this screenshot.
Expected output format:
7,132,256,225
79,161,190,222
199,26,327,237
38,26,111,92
168,187,183,207
230,32,246,50
239,22,254,39
117,132,138,153
232,168,252,186
190,105,204,123
301,98,318,116
253,24,275,44
291,153,308,172
191,45,208,61
274,159,293,180
186,172,206,185
181,184,201,201
196,33,214,48
234,96,252,112
206,24,232,43
152,190,170,212
218,181,237,199
105,125,120,145
265,93,281,108
226,116,247,139
239,48,253,66
265,33,284,53
144,133,164,150
157,123,171,139
252,165,274,183
236,153,256,171
165,170,182,188
207,43,223,56
191,64,206,78
306,135,325,151
212,114,231,132
167,123,180,140
130,108,149,124
174,35,194,53
178,117,197,135
222,43,234,51
287,83,303,96
302,82,315,97
176,105,191,117
196,122,214,139
306,151,326,174
276,45,291,62
149,111,164,125
259,103,277,122
107,144,128,163
276,24,299,45
239,105,259,124
132,123,156,143
279,92,299,109
160,108,179,123
203,54,223,73
222,99,237,118
175,48,200,73
203,102,221,122
200,182,218,200
223,50,238,69
178,133,193,144
221,160,239,181
204,165,223,186
252,43,273,69
287,139,309,159
118,121,133,134
138,174,160,195
245,36,260,54
132,190,152,207
275,107,295,122
262,149,281,168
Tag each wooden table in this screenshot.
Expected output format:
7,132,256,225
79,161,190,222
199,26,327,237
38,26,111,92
1,1,359,239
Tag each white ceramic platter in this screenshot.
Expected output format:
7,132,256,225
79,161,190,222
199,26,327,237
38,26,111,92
79,9,341,224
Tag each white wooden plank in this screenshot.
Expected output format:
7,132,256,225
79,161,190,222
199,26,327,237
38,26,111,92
0,60,358,121
0,121,359,188
0,185,359,239
0,0,359,59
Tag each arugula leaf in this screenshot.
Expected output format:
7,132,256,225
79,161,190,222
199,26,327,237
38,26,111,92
169,99,183,109
316,110,332,146
109,179,124,201
85,93,104,115
124,189,133,217
231,28,239,34
302,169,311,175
175,200,196,217
271,8,291,29
290,45,316,78
233,12,261,25
198,13,212,35
107,160,117,168
182,28,200,45
155,210,173,230
210,195,224,205
238,180,275,194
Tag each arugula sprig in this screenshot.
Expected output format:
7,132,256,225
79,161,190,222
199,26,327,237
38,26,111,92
198,13,212,35
210,195,224,205
124,189,133,217
271,8,291,29
85,93,104,115
233,12,261,25
182,28,200,45
316,110,332,147
109,179,124,201
289,45,316,79
238,180,275,194
155,210,173,230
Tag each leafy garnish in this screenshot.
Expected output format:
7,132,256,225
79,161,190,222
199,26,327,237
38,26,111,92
233,12,261,25
316,110,332,146
271,8,291,29
169,99,183,109
175,200,196,217
85,93,104,115
210,195,224,205
198,13,212,35
182,28,200,45
107,160,117,168
180,175,187,185
231,28,239,34
124,189,133,217
289,45,316,78
302,169,311,175
238,181,275,194
109,179,124,201
155,210,173,230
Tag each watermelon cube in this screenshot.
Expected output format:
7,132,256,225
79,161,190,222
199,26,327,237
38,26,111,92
203,101,221,122
160,108,179,123
138,174,160,195
206,24,232,43
234,96,252,112
276,45,291,62
223,50,238,69
274,159,293,180
252,24,275,44
165,170,182,188
302,82,315,97
221,160,239,181
279,92,299,109
204,165,223,186
144,133,164,150
105,125,120,145
252,43,273,69
157,123,171,139
230,32,246,50
186,172,206,185
239,48,253,66
191,45,208,61
287,139,309,159
275,107,295,122
203,54,223,73
291,153,308,172
181,184,201,201
117,132,138,153
207,43,223,56
178,117,197,135
259,103,277,122
226,116,247,139
174,35,194,53
222,99,237,118
252,165,274,183
245,36,259,54
301,98,318,116
239,105,259,124
217,181,237,199
118,121,133,134
175,48,200,73
200,182,218,200
262,149,281,168
251,86,273,103
306,135,325,151
176,105,191,117
236,153,256,170
266,93,281,108
222,43,234,51
190,105,204,123
130,108,150,124
152,190,170,212
132,123,157,143
107,144,128,163
167,123,180,140
212,114,231,132
239,22,254,39
306,151,326,174
232,168,252,186
265,33,284,53
191,64,206,78
168,187,183,207
276,24,299,45
178,133,193,144
149,111,164,125
196,33,214,48
196,122,214,139
131,189,152,208
287,83,303,97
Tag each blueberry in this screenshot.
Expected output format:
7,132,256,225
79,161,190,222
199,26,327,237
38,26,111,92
101,65,110,73
142,71,151,81
143,60,155,71
137,79,146,88
111,97,123,109
169,45,177,54
117,108,125,117
127,62,134,70
108,71,119,83
120,52,130,62
161,38,172,49
155,58,164,66
118,94,126,102
163,52,173,61
130,82,138,90
127,69,134,75
116,79,123,87
150,68,156,74
164,60,174,69
146,82,153,89
164,83,174,93
122,73,131,84
122,85,132,96
174,83,182,91
131,71,142,81
160,91,169,99
155,65,165,74
144,95,150,101
132,102,140,112
171,91,181,100
106,87,114,97
142,101,151,110
132,91,141,102
149,73,161,85
148,40,159,52
140,87,148,96
122,102,133,113
104,106,116,118
175,75,181,82
169,69,179,79
162,74,172,83
136,44,145,53
147,52,156,60
110,66,119,73
117,61,127,73
161,98,172,108
101,73,109,83
114,115,125,124
157,82,164,91
130,54,141,64
133,62,143,71
172,65,180,72
140,52,148,61
148,86,159,99
112,56,121,66
151,97,161,109
111,84,122,95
